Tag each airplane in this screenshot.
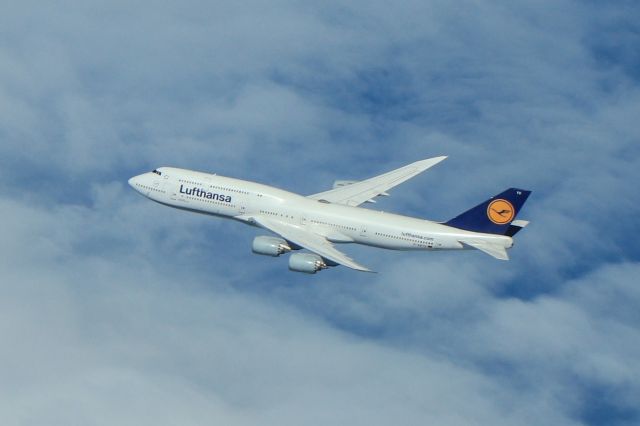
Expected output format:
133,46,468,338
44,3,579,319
128,157,531,273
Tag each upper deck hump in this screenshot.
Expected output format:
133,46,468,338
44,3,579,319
160,167,307,202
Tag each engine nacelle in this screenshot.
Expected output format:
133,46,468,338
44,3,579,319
252,236,291,257
288,253,328,274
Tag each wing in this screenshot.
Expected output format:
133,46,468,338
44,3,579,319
252,216,373,272
308,156,447,207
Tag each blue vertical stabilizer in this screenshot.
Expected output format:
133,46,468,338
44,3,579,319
445,188,531,235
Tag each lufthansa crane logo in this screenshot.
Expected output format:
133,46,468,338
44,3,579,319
487,199,515,224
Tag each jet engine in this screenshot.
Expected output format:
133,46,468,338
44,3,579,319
252,236,291,257
288,253,328,274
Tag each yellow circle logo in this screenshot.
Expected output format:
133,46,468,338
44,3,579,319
487,199,515,224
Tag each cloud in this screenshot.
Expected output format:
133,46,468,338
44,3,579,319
1,0,639,425
0,196,578,426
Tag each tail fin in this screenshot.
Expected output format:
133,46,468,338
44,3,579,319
445,188,531,235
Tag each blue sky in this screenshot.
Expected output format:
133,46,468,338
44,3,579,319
1,1,639,425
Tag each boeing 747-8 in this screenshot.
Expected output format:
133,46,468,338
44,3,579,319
128,157,531,273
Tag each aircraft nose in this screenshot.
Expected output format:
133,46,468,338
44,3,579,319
128,175,142,190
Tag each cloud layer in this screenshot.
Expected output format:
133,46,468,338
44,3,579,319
1,1,639,425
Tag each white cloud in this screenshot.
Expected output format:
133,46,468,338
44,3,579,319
1,0,639,424
0,195,584,425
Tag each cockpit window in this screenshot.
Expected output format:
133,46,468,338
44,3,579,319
152,169,162,176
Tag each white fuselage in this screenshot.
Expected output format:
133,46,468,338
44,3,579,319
128,167,513,253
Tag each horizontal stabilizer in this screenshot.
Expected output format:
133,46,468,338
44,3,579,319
506,219,530,237
460,240,509,260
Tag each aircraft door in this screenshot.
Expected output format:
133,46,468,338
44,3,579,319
171,179,188,204
170,179,178,201
152,174,161,190
160,173,170,199
162,174,179,201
